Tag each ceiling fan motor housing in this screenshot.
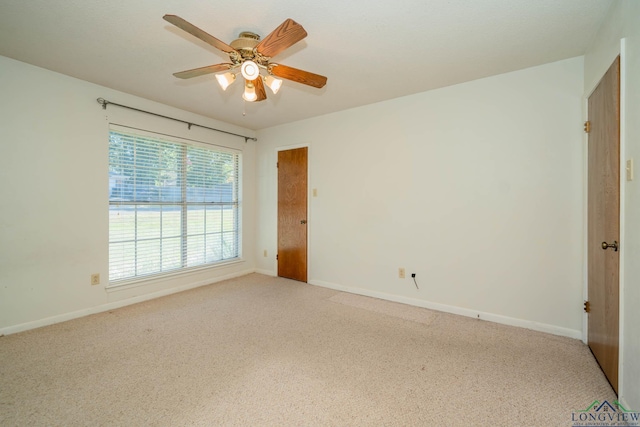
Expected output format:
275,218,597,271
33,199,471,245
230,32,261,61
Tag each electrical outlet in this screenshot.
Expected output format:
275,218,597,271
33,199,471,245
263,249,268,257
91,274,100,286
399,268,405,279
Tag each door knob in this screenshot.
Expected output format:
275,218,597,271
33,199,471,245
300,220,307,224
601,241,618,251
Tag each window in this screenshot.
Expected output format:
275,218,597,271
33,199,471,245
108,126,240,284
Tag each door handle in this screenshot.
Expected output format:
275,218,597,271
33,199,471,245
601,241,618,252
300,220,307,224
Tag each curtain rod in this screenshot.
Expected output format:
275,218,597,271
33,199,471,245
97,98,257,142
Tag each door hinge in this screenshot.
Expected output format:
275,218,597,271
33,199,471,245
584,300,590,313
277,162,279,168
276,254,278,260
584,121,591,133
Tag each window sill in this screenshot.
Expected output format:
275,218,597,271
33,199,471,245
105,258,245,293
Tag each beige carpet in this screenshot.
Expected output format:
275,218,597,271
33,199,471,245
0,274,615,426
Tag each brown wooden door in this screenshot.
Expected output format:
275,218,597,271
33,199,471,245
277,147,308,282
587,56,620,393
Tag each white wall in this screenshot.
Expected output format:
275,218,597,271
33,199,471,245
256,57,585,338
584,0,640,410
0,56,257,333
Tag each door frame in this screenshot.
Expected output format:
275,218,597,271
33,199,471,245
583,40,627,394
274,143,311,281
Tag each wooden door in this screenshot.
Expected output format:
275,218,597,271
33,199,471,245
587,56,620,393
277,147,308,282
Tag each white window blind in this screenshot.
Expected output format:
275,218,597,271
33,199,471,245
108,126,240,284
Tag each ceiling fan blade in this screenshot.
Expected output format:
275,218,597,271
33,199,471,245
254,77,267,102
172,63,233,79
163,15,236,54
270,64,327,89
255,19,307,58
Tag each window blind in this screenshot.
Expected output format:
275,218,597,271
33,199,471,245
108,127,240,284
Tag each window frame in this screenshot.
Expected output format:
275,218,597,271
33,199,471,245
107,125,242,288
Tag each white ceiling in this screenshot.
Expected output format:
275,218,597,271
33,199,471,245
0,0,612,130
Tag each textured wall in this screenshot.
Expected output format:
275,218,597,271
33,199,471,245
0,56,257,332
256,57,585,337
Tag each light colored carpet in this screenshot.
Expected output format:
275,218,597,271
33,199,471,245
0,274,615,426
329,292,437,326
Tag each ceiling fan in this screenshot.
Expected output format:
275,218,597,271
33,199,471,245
163,15,327,102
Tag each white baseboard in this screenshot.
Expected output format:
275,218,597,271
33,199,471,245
3,272,582,341
309,279,582,340
1,268,256,336
618,396,631,411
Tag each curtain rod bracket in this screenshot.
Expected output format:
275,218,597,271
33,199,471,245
96,97,257,142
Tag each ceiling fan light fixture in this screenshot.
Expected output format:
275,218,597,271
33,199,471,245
264,75,283,94
242,81,257,102
215,72,236,90
240,60,260,81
